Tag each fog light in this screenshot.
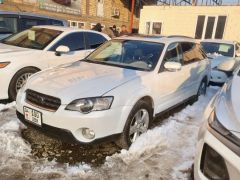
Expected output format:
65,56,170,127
201,144,229,180
82,128,95,139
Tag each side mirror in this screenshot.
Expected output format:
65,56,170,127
164,62,182,72
236,52,240,57
55,45,70,56
217,59,235,72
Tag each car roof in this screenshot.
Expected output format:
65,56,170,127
0,10,65,22
115,36,198,44
201,39,236,45
33,25,111,39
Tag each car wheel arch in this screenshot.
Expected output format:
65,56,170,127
8,66,41,100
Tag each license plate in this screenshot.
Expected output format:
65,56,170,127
23,106,42,126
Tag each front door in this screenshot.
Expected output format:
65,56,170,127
154,42,188,113
46,32,87,67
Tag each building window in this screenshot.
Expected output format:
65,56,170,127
152,22,162,34
195,15,227,39
145,22,151,34
204,16,215,39
195,16,205,39
69,20,85,29
145,22,162,35
97,0,104,17
215,16,227,39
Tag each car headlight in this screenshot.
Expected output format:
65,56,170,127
208,110,240,147
65,96,113,114
0,62,10,68
208,111,230,136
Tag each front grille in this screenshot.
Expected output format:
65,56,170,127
25,89,61,111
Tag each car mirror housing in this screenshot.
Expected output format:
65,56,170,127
164,62,182,72
55,45,70,56
236,52,240,57
217,59,235,72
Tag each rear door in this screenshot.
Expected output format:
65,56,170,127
47,32,87,67
179,42,208,98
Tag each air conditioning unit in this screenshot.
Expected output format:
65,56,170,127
111,8,120,17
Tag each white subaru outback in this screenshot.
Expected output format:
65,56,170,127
16,37,211,148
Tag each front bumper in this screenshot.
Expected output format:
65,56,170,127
16,90,132,144
16,111,120,144
0,68,12,100
194,121,240,180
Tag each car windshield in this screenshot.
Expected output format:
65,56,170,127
1,27,62,50
201,42,234,57
85,40,164,71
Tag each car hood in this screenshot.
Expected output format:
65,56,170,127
0,43,33,59
25,61,146,104
208,54,233,68
215,74,240,136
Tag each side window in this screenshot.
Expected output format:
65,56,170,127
164,43,183,64
86,32,107,49
0,16,18,33
20,18,47,30
50,32,85,51
51,19,63,26
181,42,205,65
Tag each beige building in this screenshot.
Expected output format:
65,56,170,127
139,6,240,42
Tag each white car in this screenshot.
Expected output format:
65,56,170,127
201,39,240,85
16,37,210,148
194,63,240,180
0,25,110,100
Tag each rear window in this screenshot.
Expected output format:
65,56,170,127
0,16,18,33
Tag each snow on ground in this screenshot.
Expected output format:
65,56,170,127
0,87,219,180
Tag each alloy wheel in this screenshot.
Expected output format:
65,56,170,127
15,73,32,92
129,109,149,143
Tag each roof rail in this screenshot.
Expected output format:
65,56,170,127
167,35,194,39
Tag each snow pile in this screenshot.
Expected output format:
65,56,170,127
0,101,16,111
99,87,218,179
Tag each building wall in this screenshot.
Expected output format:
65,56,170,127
139,6,240,42
0,0,141,30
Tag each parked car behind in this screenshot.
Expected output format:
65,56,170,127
194,62,240,180
201,39,240,85
0,25,110,100
0,11,67,40
16,36,210,149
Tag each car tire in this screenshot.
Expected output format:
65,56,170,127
9,67,39,101
197,78,207,97
116,100,153,149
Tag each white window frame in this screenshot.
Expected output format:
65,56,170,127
145,21,163,35
68,20,86,29
96,0,104,17
197,15,228,40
